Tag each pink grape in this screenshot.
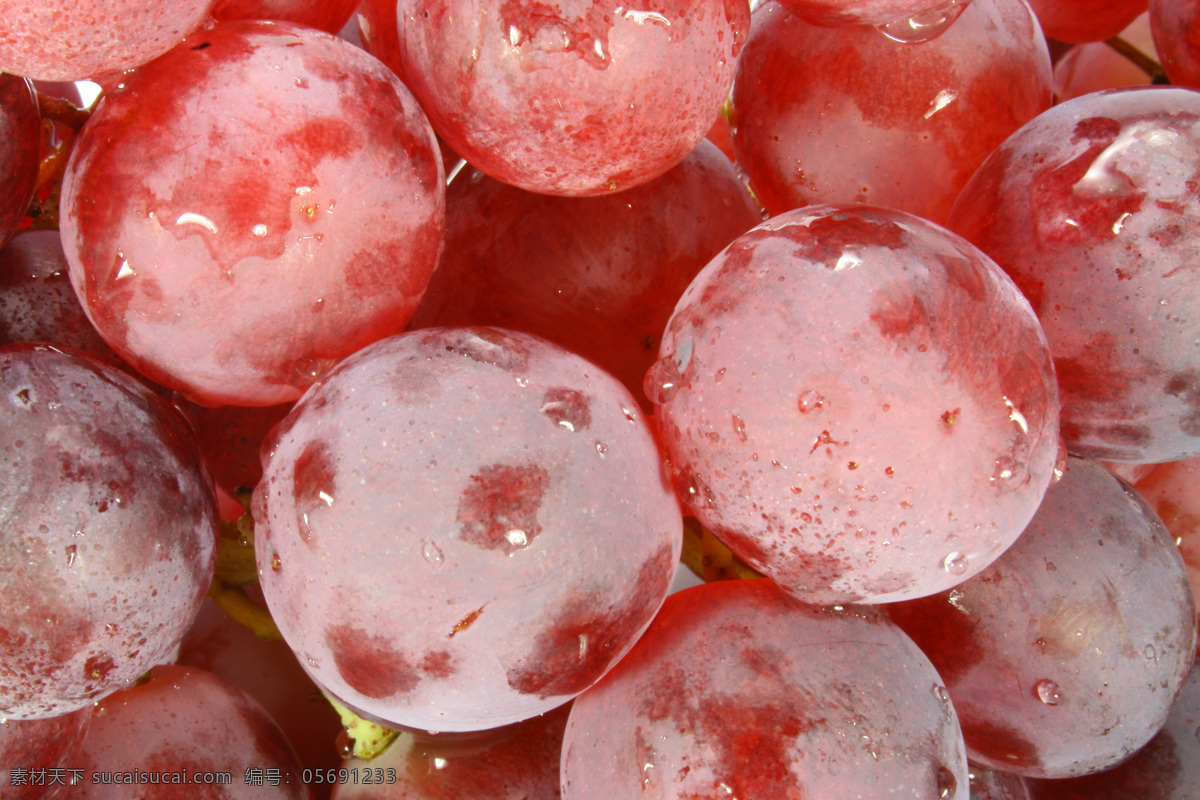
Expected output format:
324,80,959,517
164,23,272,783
60,20,445,407
0,345,217,719
561,578,969,799
1052,13,1156,101
73,664,308,799
889,457,1197,779
1150,0,1200,87
948,87,1200,464
645,205,1061,605
0,0,215,82
0,709,90,799
730,0,1051,224
394,0,750,196
331,702,570,800
254,327,681,732
0,74,41,249
1026,0,1149,43
406,139,763,409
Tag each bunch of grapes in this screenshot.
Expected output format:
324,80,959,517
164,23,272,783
2,0,1200,798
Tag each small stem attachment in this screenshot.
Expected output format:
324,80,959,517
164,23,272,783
680,516,762,582
27,92,92,231
1105,36,1169,84
322,690,401,761
207,491,282,641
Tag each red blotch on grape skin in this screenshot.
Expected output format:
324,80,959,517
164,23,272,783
327,624,420,699
506,543,676,698
959,717,1042,773
456,463,550,554
434,327,533,372
797,211,910,264
420,650,456,679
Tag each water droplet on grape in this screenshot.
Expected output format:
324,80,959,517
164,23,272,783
65,544,77,568
935,765,958,798
877,0,968,44
595,441,608,457
540,387,590,432
797,390,826,413
1035,679,1063,705
992,457,1017,482
1144,644,1158,661
942,551,968,575
422,540,445,569
270,553,282,572
731,413,748,441
335,728,354,757
644,358,682,405
1052,440,1068,484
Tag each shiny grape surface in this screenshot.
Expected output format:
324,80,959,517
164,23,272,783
731,0,1050,224
889,457,1197,779
407,139,762,408
395,0,750,196
1052,13,1156,101
61,20,445,406
73,664,309,799
949,87,1200,463
775,0,968,29
0,0,215,81
254,327,681,731
1026,0,1149,42
0,74,41,250
646,205,1061,605
562,579,969,799
1150,0,1200,87
0,345,217,719
0,710,90,799
212,0,361,33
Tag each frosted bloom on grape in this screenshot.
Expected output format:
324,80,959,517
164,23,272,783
562,579,969,799
0,346,218,719
646,205,1061,604
254,328,681,732
61,21,445,407
949,87,1200,463
0,0,215,82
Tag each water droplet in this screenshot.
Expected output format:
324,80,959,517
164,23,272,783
65,544,77,568
595,441,608,457
714,367,727,383
942,551,968,575
935,766,958,799
933,685,950,704
335,729,354,757
504,529,529,548
1035,679,1063,706
270,553,282,572
644,358,682,405
877,0,968,43
422,540,445,569
1144,644,1158,661
731,414,748,441
540,387,590,432
992,457,1017,481
797,390,827,414
1052,440,1068,484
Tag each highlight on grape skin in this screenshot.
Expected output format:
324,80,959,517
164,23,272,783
561,578,969,799
254,327,682,732
0,345,218,720
889,457,1197,779
646,204,1061,605
948,86,1200,464
60,20,446,407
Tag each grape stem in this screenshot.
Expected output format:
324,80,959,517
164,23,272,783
1104,36,1169,84
207,493,284,641
320,690,401,761
27,92,92,231
680,516,762,582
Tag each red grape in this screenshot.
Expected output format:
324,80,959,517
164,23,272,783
1027,0,1149,43
775,0,969,32
1053,13,1156,101
0,709,90,799
646,205,1061,604
1150,0,1200,87
0,74,41,249
394,0,750,196
948,87,1200,464
60,20,445,407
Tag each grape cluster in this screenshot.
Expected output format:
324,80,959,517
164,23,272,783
2,1,1200,798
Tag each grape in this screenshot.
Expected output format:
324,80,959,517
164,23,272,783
254,327,682,732
0,345,217,719
948,87,1200,464
774,0,970,33
353,0,407,83
561,578,969,799
1150,0,1200,87
0,709,90,800
1135,454,1200,648
331,702,570,800
73,663,308,799
1052,13,1157,101
1026,0,1149,43
60,20,445,407
730,0,1051,224
394,0,750,196
969,763,1033,799
406,139,763,409
888,457,1197,779
645,204,1061,605
1024,663,1200,798
211,0,361,34
174,398,293,498
0,0,215,82
0,74,41,249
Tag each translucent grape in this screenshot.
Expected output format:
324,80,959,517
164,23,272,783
647,205,1061,604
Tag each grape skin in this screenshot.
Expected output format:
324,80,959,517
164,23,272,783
60,21,445,407
0,345,217,719
0,709,90,800
561,579,969,799
395,0,750,196
211,0,362,33
889,457,1198,779
0,75,41,250
254,328,682,732
948,87,1200,464
647,205,1061,605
